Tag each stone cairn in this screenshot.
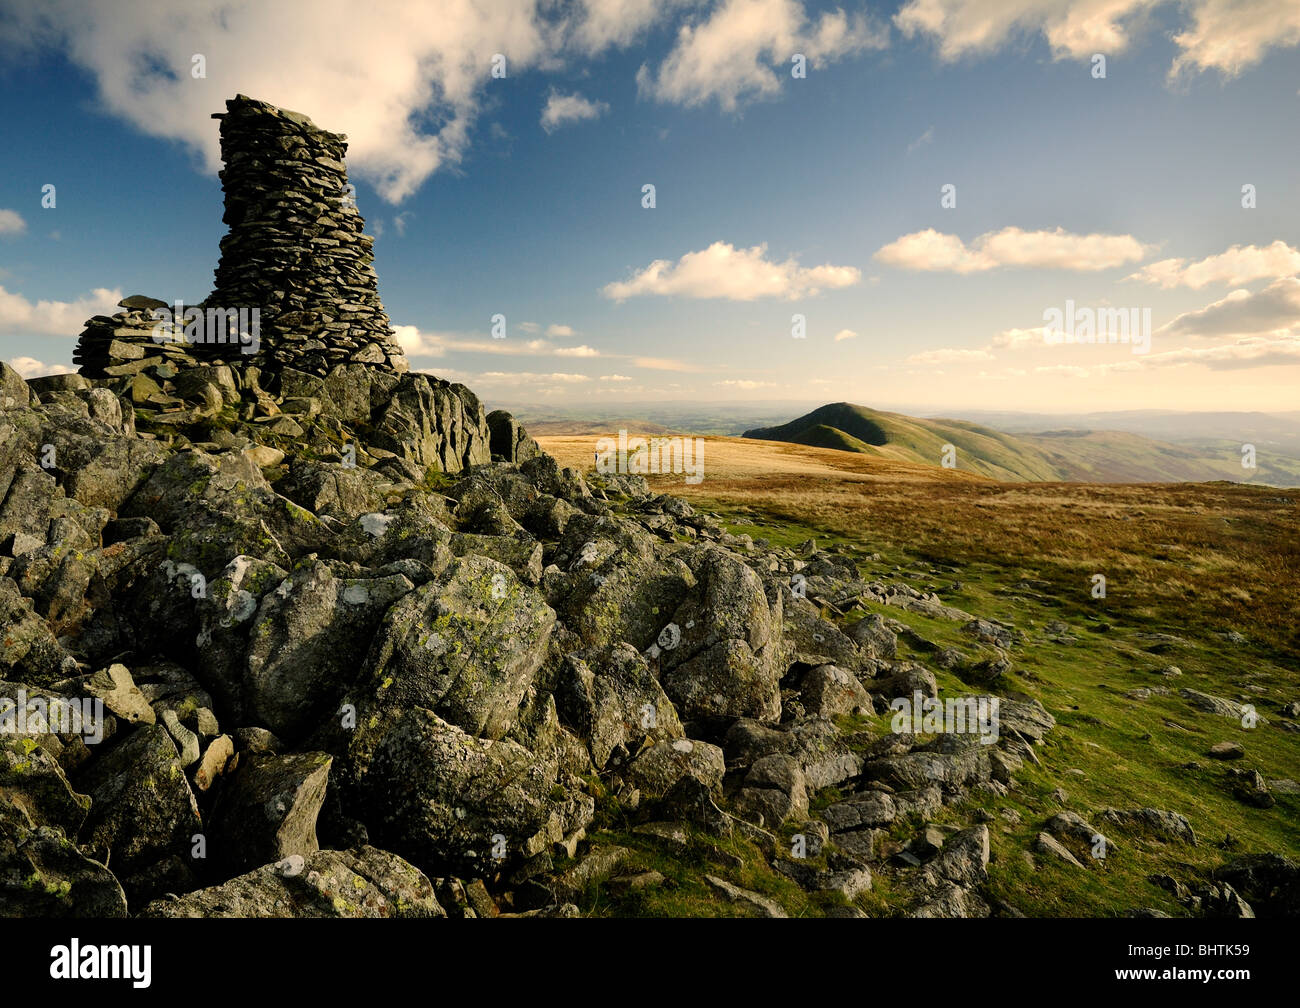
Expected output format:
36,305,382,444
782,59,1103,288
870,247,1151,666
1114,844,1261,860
72,296,228,378
75,94,408,380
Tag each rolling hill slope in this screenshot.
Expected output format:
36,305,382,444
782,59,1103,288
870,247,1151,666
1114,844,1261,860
743,402,1249,483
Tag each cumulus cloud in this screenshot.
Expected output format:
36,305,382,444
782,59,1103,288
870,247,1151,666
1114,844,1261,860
8,355,74,378
715,379,777,389
0,0,700,204
391,324,446,357
1170,0,1300,77
395,326,605,360
0,0,578,203
1128,241,1300,289
1034,364,1091,377
991,326,1047,349
1102,332,1300,371
896,0,1149,60
546,324,576,338
600,373,633,381
571,0,695,49
604,241,860,300
906,347,994,364
0,210,26,236
834,329,857,341
541,91,609,132
895,0,1300,76
874,226,1150,273
0,285,123,338
478,371,592,383
638,0,888,110
1157,277,1300,340
632,356,693,371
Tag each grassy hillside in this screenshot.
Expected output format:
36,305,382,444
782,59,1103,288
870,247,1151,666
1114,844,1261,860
541,432,1300,917
743,402,1266,485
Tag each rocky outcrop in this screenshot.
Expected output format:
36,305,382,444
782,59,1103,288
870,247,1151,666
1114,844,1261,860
0,97,1093,921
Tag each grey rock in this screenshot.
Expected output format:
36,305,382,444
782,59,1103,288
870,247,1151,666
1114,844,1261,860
74,725,202,877
143,845,443,918
704,874,788,918
209,752,332,874
1099,807,1196,845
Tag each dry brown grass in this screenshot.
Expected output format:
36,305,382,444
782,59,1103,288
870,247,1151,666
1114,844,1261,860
539,434,1300,657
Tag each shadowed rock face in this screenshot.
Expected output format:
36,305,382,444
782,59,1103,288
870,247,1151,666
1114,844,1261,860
208,95,408,377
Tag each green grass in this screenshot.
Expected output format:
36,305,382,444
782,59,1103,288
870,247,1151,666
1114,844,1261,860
690,496,1300,917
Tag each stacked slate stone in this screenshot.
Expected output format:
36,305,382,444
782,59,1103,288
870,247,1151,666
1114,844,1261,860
73,296,236,378
206,94,408,378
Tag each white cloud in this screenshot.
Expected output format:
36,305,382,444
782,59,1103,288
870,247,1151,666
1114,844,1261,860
1127,241,1300,289
604,241,860,300
991,326,1047,349
1034,364,1091,377
1157,277,1300,340
1170,0,1300,77
546,324,576,338
572,0,694,49
906,126,934,153
1103,332,1300,371
834,329,857,341
895,0,1300,76
715,379,776,389
391,324,446,357
1,0,691,204
541,90,609,132
8,355,73,378
394,326,605,360
0,210,26,236
632,356,693,371
0,0,574,203
875,226,1150,273
895,0,1146,60
0,285,123,338
478,371,592,383
639,0,888,110
600,373,633,381
906,347,994,365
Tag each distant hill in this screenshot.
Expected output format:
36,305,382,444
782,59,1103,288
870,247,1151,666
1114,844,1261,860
743,402,1292,484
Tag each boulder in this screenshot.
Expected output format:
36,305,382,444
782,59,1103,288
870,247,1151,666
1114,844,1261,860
143,845,443,917
209,752,332,874
357,554,555,740
74,725,202,877
244,558,414,739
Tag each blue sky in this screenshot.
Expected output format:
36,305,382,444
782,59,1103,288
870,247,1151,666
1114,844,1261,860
1,0,1298,414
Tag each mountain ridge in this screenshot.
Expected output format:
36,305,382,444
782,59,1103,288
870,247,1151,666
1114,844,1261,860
744,402,1298,485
